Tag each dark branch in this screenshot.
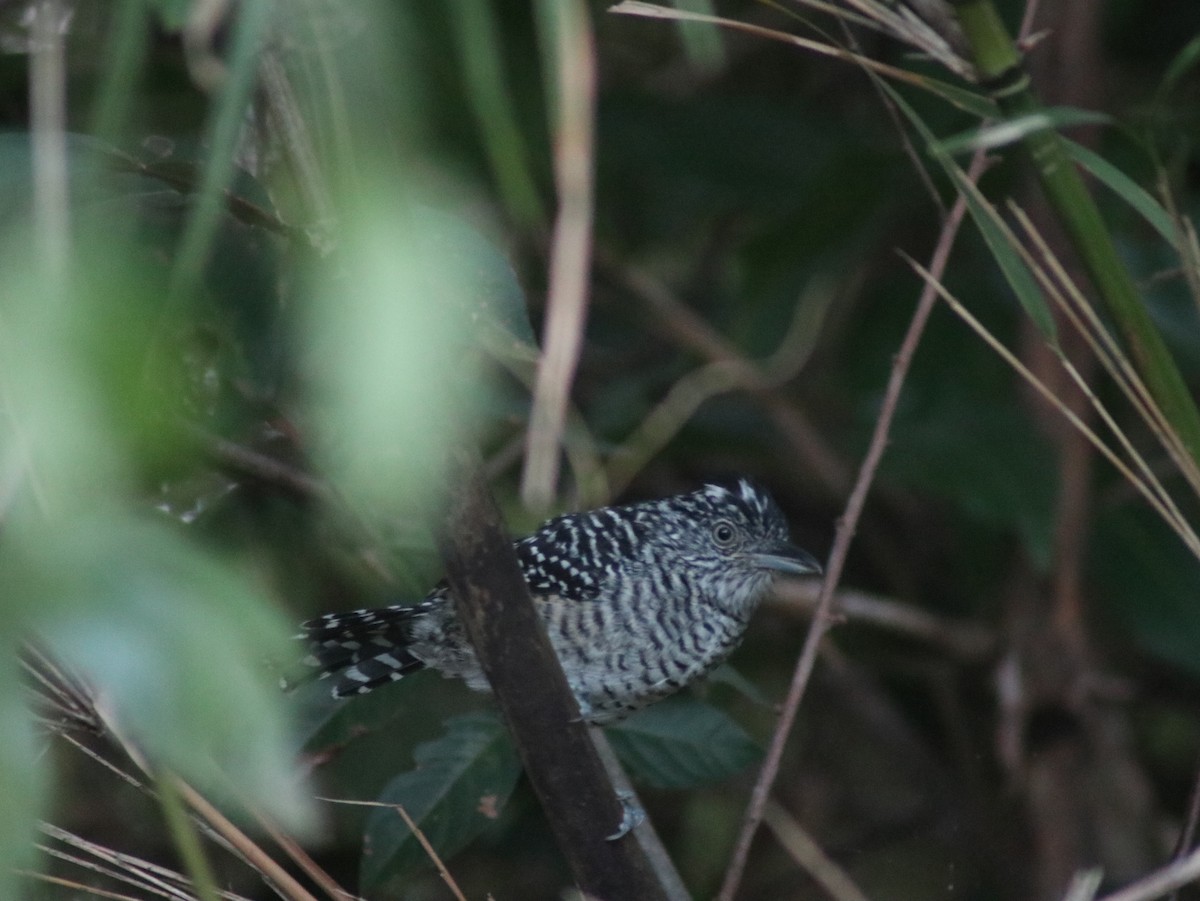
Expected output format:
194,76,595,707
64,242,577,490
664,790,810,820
437,455,673,901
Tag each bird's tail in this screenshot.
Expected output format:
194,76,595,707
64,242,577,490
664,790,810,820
290,604,430,698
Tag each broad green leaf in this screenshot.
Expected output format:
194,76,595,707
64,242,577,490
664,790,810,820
361,713,522,888
304,199,509,521
417,207,537,351
1092,507,1200,679
882,390,1057,568
606,698,761,789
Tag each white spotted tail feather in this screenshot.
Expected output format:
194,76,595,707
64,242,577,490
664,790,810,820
298,600,441,697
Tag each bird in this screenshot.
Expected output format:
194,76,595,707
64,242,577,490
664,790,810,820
296,479,821,724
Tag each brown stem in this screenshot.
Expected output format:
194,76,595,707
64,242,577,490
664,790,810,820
716,147,990,901
438,452,681,900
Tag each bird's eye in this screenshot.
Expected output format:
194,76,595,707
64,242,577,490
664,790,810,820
712,521,737,546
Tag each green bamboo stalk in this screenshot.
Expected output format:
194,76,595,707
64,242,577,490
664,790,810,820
155,772,221,901
950,0,1200,466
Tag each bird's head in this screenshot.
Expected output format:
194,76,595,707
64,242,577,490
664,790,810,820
651,480,822,616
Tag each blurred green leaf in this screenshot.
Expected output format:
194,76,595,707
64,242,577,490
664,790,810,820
148,0,194,32
0,661,43,901
606,697,761,789
305,200,526,519
4,513,313,831
361,713,521,888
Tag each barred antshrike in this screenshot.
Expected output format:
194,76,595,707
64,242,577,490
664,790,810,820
298,480,821,724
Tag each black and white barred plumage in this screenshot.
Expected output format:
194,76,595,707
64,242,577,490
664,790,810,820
298,480,821,723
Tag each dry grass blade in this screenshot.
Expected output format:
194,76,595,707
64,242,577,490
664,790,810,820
762,799,872,901
903,255,1200,562
522,0,597,510
21,643,100,733
604,275,827,493
609,1,962,87
1008,202,1200,500
980,199,1200,562
893,162,1200,557
16,869,147,901
175,782,324,901
250,811,361,901
25,650,342,901
1155,169,1200,313
56,731,149,792
318,797,468,901
833,0,970,76
37,822,255,901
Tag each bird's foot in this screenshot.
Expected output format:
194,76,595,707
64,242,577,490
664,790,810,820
605,791,646,840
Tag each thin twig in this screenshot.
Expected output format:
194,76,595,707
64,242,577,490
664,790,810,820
319,798,468,901
522,0,597,509
716,148,990,901
250,809,361,901
156,772,222,901
908,259,1200,562
177,782,324,901
185,424,332,501
762,799,871,901
610,2,969,89
767,580,995,659
16,870,147,901
601,260,849,495
1095,842,1200,901
1167,747,1200,901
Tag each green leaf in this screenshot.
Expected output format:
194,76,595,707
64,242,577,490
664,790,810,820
148,0,194,31
5,513,313,832
0,659,44,901
884,82,1058,341
304,200,523,521
606,698,761,789
1063,139,1177,244
1092,507,1200,679
1158,32,1200,100
935,106,1112,156
361,713,522,888
707,664,776,709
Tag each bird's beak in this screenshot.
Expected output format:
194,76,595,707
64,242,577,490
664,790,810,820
752,542,823,576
